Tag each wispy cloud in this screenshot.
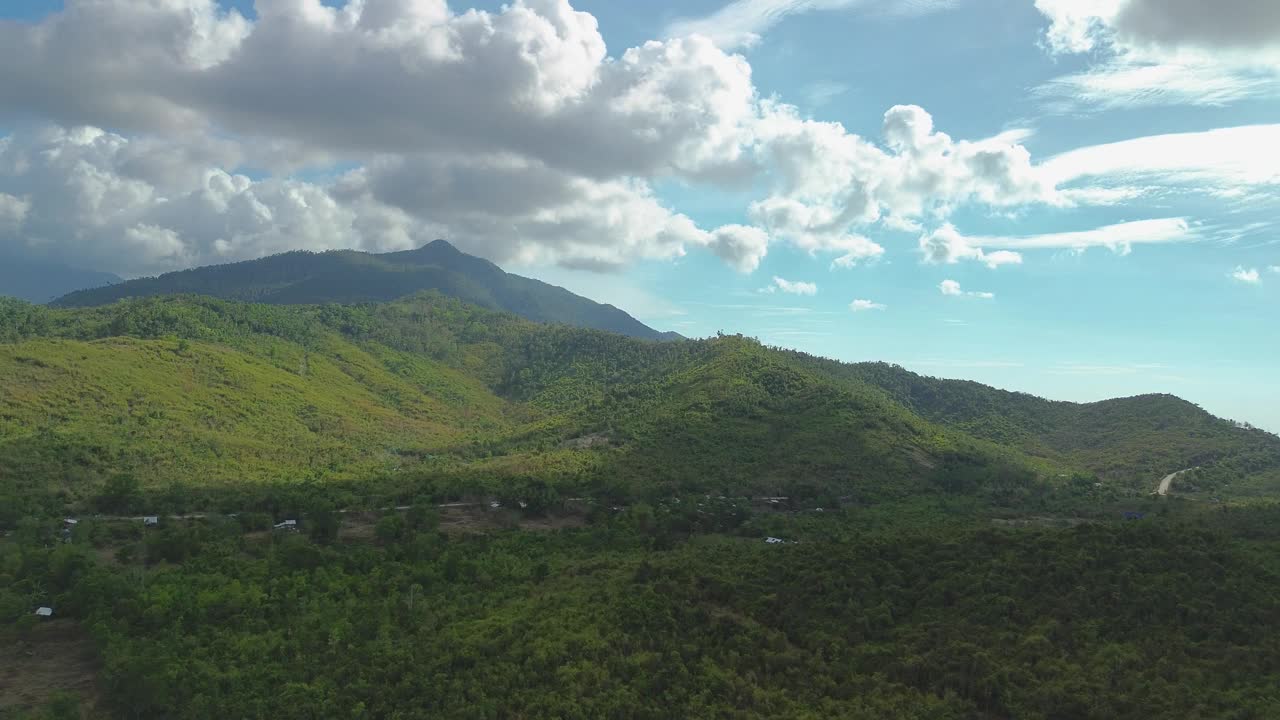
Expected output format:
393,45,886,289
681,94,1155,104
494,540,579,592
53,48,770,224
698,302,838,318
1042,125,1280,195
666,0,956,49
761,276,818,295
968,218,1199,255
910,359,1024,369
1048,362,1169,376
1036,62,1280,111
849,299,886,312
801,81,849,107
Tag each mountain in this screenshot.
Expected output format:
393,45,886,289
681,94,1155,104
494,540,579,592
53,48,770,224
786,356,1280,494
0,251,121,303
3,293,1277,518
49,240,675,339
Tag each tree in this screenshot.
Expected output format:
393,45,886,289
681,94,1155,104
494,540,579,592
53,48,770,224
96,473,141,514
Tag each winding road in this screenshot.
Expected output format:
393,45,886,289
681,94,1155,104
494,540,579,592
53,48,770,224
1155,468,1196,496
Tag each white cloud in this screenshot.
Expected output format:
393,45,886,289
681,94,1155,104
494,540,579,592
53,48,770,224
1036,62,1280,110
1043,125,1280,192
0,192,30,233
665,0,955,50
961,218,1198,256
748,103,1056,263
765,276,818,295
850,298,886,312
0,125,757,277
919,224,1023,268
1034,0,1280,108
0,1,1073,277
939,279,994,299
1271,266,1280,274
1231,267,1261,284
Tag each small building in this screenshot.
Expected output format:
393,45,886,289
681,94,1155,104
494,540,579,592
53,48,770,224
765,537,786,544
143,516,159,527
273,519,298,531
34,607,53,617
63,518,78,526
489,501,502,510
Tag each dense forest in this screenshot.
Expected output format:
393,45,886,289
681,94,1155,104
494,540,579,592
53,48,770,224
3,292,1280,717
4,499,1280,718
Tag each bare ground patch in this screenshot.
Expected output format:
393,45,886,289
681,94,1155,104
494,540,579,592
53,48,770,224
0,620,101,716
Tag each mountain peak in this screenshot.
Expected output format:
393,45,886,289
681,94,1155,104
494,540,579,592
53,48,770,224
424,238,459,253
49,240,672,340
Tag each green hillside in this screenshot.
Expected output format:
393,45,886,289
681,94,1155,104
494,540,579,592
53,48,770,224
785,354,1280,497
5,293,1280,719
50,240,676,340
2,294,1278,519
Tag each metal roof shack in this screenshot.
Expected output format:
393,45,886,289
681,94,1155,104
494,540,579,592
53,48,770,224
34,607,53,617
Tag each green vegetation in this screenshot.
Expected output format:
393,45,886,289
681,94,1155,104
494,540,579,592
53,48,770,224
49,240,674,340
4,291,1280,718
3,501,1280,718
3,293,1277,520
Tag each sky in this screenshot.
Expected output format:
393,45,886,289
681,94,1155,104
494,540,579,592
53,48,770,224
0,0,1277,431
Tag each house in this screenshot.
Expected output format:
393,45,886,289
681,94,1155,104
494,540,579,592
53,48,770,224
765,537,786,544
143,516,159,527
63,518,78,526
34,607,53,617
273,519,298,531
489,501,502,510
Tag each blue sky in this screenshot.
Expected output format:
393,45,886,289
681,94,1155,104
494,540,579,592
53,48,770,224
0,0,1277,430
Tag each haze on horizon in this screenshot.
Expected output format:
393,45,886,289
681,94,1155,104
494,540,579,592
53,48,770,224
0,0,1277,431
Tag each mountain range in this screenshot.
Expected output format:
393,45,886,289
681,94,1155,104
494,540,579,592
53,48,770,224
0,250,121,303
50,240,678,340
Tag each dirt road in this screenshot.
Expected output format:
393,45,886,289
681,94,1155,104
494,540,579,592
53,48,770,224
1156,468,1195,496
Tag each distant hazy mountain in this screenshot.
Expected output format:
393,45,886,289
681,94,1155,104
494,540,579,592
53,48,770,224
51,240,677,340
0,252,121,303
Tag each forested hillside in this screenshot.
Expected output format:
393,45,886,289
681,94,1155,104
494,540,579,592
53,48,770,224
50,240,674,340
787,354,1280,496
3,293,1278,521
4,293,1280,719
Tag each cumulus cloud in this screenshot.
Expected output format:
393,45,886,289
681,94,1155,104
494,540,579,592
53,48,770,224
939,279,994,299
748,103,1055,265
1034,0,1280,108
1231,267,1261,284
919,224,1023,268
0,125,757,277
761,276,818,295
0,0,1068,277
849,298,886,312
